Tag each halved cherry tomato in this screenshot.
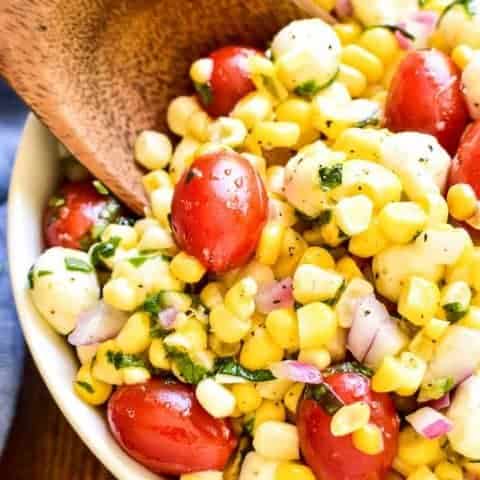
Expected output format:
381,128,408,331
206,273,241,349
108,379,238,476
298,371,399,480
197,46,263,117
385,50,469,156
43,181,121,250
171,150,268,273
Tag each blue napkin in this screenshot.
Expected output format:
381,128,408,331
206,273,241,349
0,80,27,452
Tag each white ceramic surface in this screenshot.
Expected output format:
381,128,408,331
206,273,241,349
8,114,162,480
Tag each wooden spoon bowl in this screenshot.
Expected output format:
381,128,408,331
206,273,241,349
0,0,317,214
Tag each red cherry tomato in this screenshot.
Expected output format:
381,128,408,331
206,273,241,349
108,379,238,476
298,372,399,480
43,181,121,250
171,150,268,273
450,120,480,196
198,46,263,117
385,49,469,156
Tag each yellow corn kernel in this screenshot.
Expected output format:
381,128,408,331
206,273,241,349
200,282,224,310
394,458,416,477
298,348,331,371
243,133,263,156
255,378,293,401
441,281,472,314
268,198,297,228
297,303,337,349
333,127,387,162
225,277,258,319
150,187,174,226
300,247,335,270
358,28,400,65
101,224,138,249
451,44,474,70
353,424,384,456
231,91,273,130
149,339,171,370
336,256,363,280
190,57,213,84
331,402,371,437
464,461,480,478
334,21,362,45
423,318,449,341
240,327,283,370
419,193,449,227
103,278,142,312
371,356,405,394
276,462,315,480
409,332,435,362
209,304,251,343
349,218,389,258
167,96,201,136
208,117,247,148
407,467,438,480
232,383,262,414
341,45,384,84
275,98,314,142
257,222,286,266
266,308,299,350
398,277,440,326
319,222,345,248
274,228,308,278
266,166,286,199
447,183,477,221
398,427,445,468
252,121,300,149
91,340,124,385
459,305,480,329
379,202,427,244
293,264,344,305
337,64,367,98
169,137,200,184
122,366,151,385
209,334,240,357
253,421,299,461
434,461,463,480
135,130,172,171
170,251,206,283
138,224,175,252
186,110,213,142
142,169,173,194
283,383,305,414
335,194,373,236
176,318,208,351
74,363,112,406
396,352,428,396
249,56,288,102
116,312,151,355
253,400,286,432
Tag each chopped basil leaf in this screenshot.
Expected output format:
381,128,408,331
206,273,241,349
305,383,344,415
64,257,93,273
194,82,213,106
165,346,210,384
91,237,121,267
443,302,468,323
366,24,415,41
294,80,322,99
149,317,169,339
93,180,109,195
37,270,53,277
128,256,153,268
106,351,146,370
324,361,374,378
48,196,65,208
76,381,95,394
143,292,163,316
324,280,347,307
215,357,275,382
319,163,343,191
418,377,455,402
243,418,255,436
317,209,333,226
27,265,35,289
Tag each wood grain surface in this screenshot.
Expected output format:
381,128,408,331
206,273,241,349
0,353,115,480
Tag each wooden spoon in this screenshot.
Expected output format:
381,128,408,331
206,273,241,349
0,0,333,214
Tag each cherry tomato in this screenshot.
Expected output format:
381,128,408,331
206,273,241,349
298,371,399,480
171,151,268,273
197,46,263,117
43,181,121,250
108,379,238,476
385,49,469,156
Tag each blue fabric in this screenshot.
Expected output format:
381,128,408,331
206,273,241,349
0,79,27,452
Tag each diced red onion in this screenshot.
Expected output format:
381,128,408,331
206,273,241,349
270,361,323,384
396,11,438,50
68,301,128,346
158,307,178,330
428,393,451,410
406,407,453,439
335,0,353,19
256,278,294,314
395,28,413,50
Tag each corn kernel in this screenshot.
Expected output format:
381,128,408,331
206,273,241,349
336,256,363,280
283,383,305,414
150,187,174,226
274,229,307,278
331,402,371,437
74,363,112,406
337,64,367,98
298,348,331,370
149,339,171,370
116,312,151,354
459,305,480,329
200,282,224,310
135,130,172,170
209,334,240,357
275,98,314,140
103,278,142,312
358,28,399,65
297,303,337,349
196,378,236,418
169,137,200,184
253,400,286,432
257,222,286,266
394,458,416,477
300,247,335,270
409,332,435,362
257,379,294,402
333,127,386,162
190,58,214,84
398,277,440,326
123,366,151,385
293,264,344,304
209,304,251,343
266,167,286,199
379,202,427,244
208,117,247,148
252,121,300,149
447,183,477,221
276,462,315,480
167,96,201,136
335,194,373,236
266,308,299,350
231,91,273,130
434,461,463,480
187,110,213,142
138,224,175,252
396,352,428,396
334,21,362,45
341,45,384,84
240,327,283,370
170,251,206,283
441,281,471,314
91,340,124,385
407,466,438,480
349,218,389,258
253,421,299,461
398,427,444,468
424,318,449,340
419,193,449,227
451,44,474,70
101,224,138,249
142,169,172,194
225,277,258,319
232,383,262,414
353,423,384,455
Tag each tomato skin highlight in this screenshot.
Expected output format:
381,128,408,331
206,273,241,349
108,379,238,476
385,50,469,156
171,151,268,273
200,46,262,117
43,181,118,250
298,372,399,480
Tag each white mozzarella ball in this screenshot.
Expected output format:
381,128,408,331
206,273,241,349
30,247,100,334
462,52,480,120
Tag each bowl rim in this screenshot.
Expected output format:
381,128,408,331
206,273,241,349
7,113,161,480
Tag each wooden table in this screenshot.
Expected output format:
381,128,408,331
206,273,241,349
0,353,115,479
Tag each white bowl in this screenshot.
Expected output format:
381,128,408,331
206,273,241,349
8,114,162,480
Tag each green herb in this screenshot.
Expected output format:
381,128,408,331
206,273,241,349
294,80,322,99
76,381,95,394
260,74,281,100
37,270,53,277
355,112,381,129
418,377,455,402
91,237,121,267
324,280,346,307
439,0,478,23
324,362,374,378
215,357,275,382
64,257,93,273
165,346,211,384
142,292,167,316
27,265,35,289
443,302,468,323
319,163,343,191
48,196,65,208
194,82,213,106
418,0,427,6
305,383,344,415
128,254,161,268
93,180,109,195
366,24,416,41
106,351,147,370
149,317,169,339
243,418,255,436
317,209,333,226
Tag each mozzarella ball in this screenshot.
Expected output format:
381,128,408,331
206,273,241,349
437,1,480,50
351,0,418,26
462,52,480,120
272,19,341,92
30,247,100,334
